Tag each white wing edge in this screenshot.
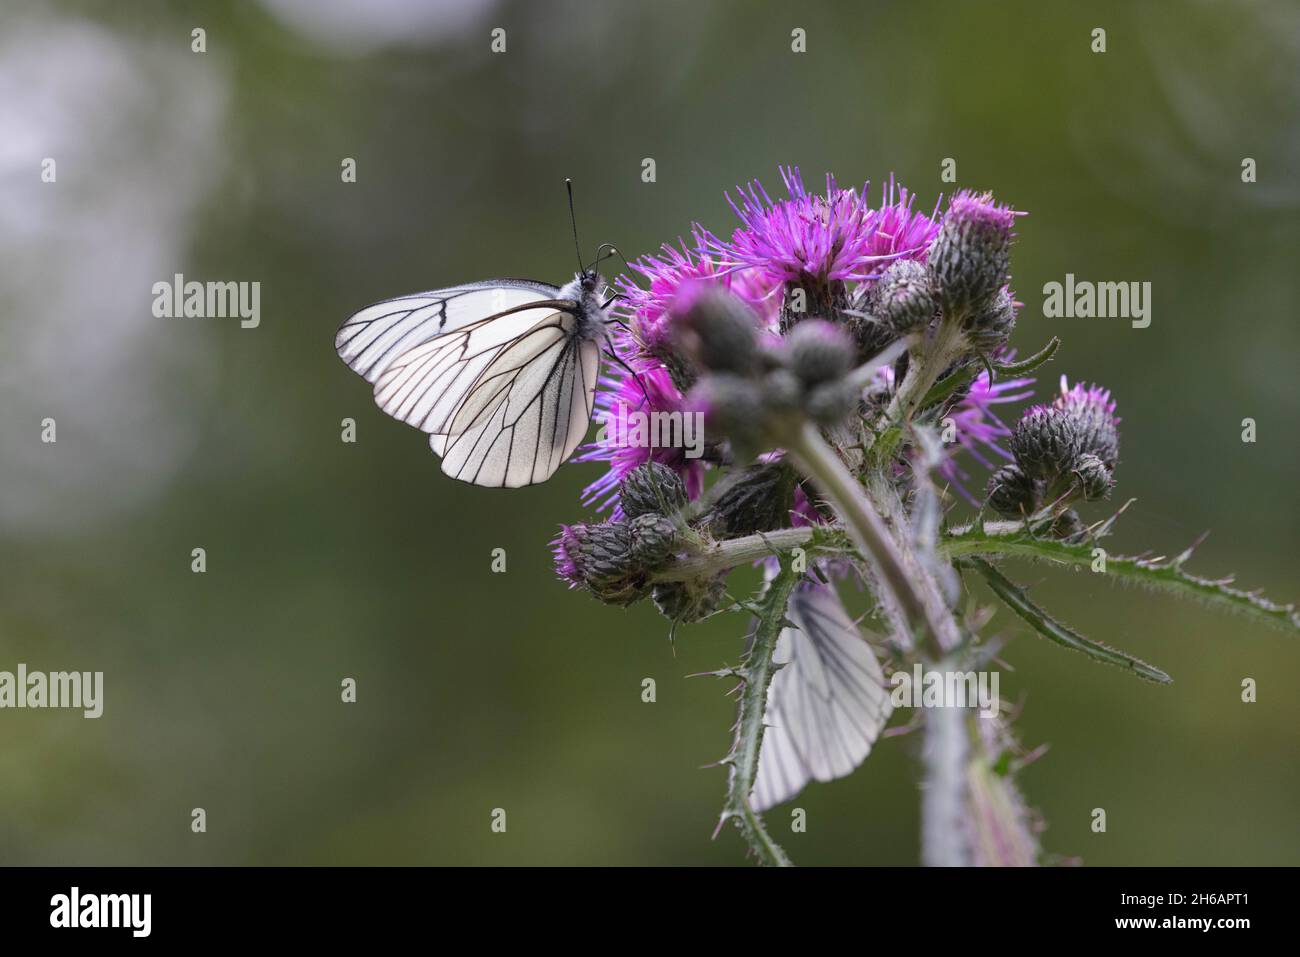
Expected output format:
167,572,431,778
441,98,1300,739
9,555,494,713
750,580,894,812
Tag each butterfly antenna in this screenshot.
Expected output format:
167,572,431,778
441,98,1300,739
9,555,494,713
588,243,634,278
565,178,585,275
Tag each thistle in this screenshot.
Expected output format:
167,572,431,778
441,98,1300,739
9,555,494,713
543,167,1299,867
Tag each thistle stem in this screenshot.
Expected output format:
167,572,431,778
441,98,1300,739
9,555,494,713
883,316,966,426
720,559,799,867
921,691,973,867
785,421,955,658
650,526,834,582
786,419,972,866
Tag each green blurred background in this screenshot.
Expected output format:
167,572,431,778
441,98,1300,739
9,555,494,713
2,0,1297,865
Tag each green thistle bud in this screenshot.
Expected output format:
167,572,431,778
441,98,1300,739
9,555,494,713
847,311,898,363
965,287,1017,353
1008,407,1082,482
691,373,766,460
872,259,938,334
700,461,796,538
986,463,1039,517
1055,385,1121,469
1071,452,1114,501
927,190,1017,314
628,512,680,566
674,289,761,376
655,349,699,397
1051,508,1086,540
804,380,860,427
552,522,650,606
652,573,728,624
784,319,855,387
761,368,804,415
619,462,689,519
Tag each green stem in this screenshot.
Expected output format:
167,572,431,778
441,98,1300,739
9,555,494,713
650,526,829,582
720,559,799,866
883,316,966,426
786,421,956,657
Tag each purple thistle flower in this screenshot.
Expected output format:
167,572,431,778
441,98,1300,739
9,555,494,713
945,188,1022,236
1046,374,1121,469
936,361,1036,504
710,167,939,286
551,524,584,588
928,189,1025,311
860,176,944,267
575,362,707,518
1048,375,1119,422
613,234,779,355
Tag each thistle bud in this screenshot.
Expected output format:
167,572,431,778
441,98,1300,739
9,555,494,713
927,190,1018,313
760,367,804,415
1052,379,1120,469
1051,508,1086,540
847,311,897,363
689,373,766,460
1071,452,1114,501
699,461,796,538
872,259,938,334
551,522,649,606
784,319,855,387
965,287,1017,353
804,380,860,427
619,462,689,519
628,512,680,566
672,288,761,377
1008,407,1081,482
652,573,728,624
986,463,1039,517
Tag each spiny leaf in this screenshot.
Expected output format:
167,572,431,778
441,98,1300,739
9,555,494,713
916,336,1061,411
718,556,799,867
942,526,1300,633
991,336,1061,376
967,557,1172,683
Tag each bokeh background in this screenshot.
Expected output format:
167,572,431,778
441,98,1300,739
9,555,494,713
2,0,1297,866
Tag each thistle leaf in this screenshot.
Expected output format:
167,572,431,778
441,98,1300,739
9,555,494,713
991,336,1061,376
718,556,799,866
968,556,1173,683
916,336,1061,412
943,525,1300,633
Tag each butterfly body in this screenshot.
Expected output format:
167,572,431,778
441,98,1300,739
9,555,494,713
336,271,611,488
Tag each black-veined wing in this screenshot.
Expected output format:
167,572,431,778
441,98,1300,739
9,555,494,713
751,581,894,812
335,279,562,384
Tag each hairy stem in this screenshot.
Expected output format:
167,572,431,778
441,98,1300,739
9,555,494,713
786,420,956,658
651,526,829,582
920,691,973,867
884,316,966,426
720,559,799,866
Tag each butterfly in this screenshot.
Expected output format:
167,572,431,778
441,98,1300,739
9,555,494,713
335,182,623,488
751,579,893,811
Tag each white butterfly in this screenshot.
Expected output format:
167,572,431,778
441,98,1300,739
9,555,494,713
335,271,612,487
751,580,894,812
